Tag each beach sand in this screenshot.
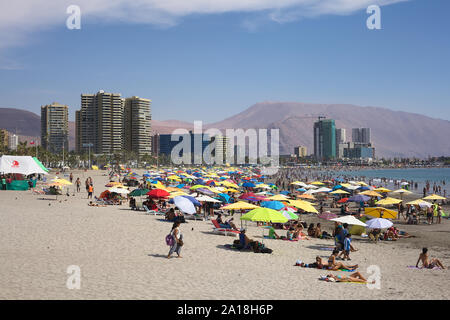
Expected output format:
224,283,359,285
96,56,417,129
0,170,449,300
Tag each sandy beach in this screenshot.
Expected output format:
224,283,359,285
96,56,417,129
1,169,449,300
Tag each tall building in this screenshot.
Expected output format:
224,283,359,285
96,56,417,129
352,128,371,144
41,102,69,153
124,96,152,156
335,128,346,158
313,119,336,161
294,146,307,157
159,132,210,164
8,134,18,150
75,90,124,154
211,135,230,164
0,129,9,150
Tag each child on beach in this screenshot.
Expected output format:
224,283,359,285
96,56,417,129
343,234,352,260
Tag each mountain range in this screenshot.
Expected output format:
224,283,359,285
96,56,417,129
1,102,449,158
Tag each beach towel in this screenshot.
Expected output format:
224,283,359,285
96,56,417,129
294,263,355,272
407,265,442,270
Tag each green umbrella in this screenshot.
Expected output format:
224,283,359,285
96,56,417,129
241,207,288,223
280,210,298,220
129,188,149,197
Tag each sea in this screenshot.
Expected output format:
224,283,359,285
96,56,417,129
323,167,450,195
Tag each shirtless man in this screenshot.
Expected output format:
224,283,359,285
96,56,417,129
328,250,359,270
416,248,446,269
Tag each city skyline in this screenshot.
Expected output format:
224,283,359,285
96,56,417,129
0,0,449,122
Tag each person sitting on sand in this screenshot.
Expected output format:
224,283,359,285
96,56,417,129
286,227,296,240
307,223,315,237
239,228,256,249
416,248,446,269
394,227,414,238
293,223,310,240
324,272,375,283
268,225,280,239
384,227,399,241
327,249,359,271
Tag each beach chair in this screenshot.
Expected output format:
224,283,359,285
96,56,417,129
211,219,240,237
143,204,162,216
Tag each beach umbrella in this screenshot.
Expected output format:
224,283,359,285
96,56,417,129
348,194,370,202
318,211,338,220
280,210,299,220
241,207,288,223
376,197,402,206
365,218,393,229
108,187,129,195
406,199,432,207
267,194,290,201
296,188,307,192
52,178,72,185
337,198,349,203
147,189,170,198
400,182,409,186
392,189,412,194
331,216,367,227
242,182,256,188
374,187,392,193
288,200,318,213
280,191,290,195
360,190,382,197
173,196,196,215
330,189,350,195
423,194,446,200
260,201,285,210
221,201,259,210
310,181,324,185
365,207,398,219
195,195,221,203
297,194,316,200
218,193,231,203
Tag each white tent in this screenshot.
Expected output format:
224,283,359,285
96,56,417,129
0,155,48,175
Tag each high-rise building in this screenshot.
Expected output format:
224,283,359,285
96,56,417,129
335,128,346,158
124,96,152,156
352,128,371,144
313,119,336,161
0,129,9,150
75,90,124,154
41,102,69,153
159,132,210,164
294,146,307,157
8,134,18,150
211,135,230,164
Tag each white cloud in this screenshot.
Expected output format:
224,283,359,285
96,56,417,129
0,0,408,65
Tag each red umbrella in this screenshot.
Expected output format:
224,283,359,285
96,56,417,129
337,198,349,203
147,189,170,198
239,192,256,199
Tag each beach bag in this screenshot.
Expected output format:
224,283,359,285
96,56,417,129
165,234,175,246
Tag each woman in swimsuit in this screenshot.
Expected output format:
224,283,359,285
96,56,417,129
326,272,374,283
416,248,446,269
327,250,359,270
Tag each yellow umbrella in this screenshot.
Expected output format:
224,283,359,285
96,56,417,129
297,194,316,200
268,194,290,200
52,178,72,185
376,197,402,206
357,181,368,186
290,181,305,185
365,207,398,219
374,187,392,193
310,181,324,185
406,199,432,206
221,201,260,210
241,207,288,223
330,189,350,195
423,194,446,200
226,188,239,193
360,190,382,197
92,165,99,170
288,200,318,213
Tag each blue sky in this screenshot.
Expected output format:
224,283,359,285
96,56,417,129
0,0,449,122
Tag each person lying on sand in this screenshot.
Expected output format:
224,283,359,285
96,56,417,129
328,250,359,270
322,272,375,283
416,248,446,269
88,201,106,207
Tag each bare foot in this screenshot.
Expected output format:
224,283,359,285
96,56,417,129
177,255,182,258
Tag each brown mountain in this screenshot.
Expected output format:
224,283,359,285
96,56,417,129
2,103,450,158
206,102,450,158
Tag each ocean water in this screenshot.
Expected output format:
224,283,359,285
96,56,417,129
327,168,450,195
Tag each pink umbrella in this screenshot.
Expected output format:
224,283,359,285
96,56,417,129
318,211,338,220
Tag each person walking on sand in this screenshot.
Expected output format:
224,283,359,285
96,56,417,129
167,221,183,259
75,178,81,193
69,173,73,183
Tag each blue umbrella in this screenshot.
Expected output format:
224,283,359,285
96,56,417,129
348,194,370,202
332,185,342,190
169,195,200,206
218,193,231,203
176,184,185,188
260,201,285,210
242,182,256,188
296,188,306,192
358,186,370,191
280,191,290,195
